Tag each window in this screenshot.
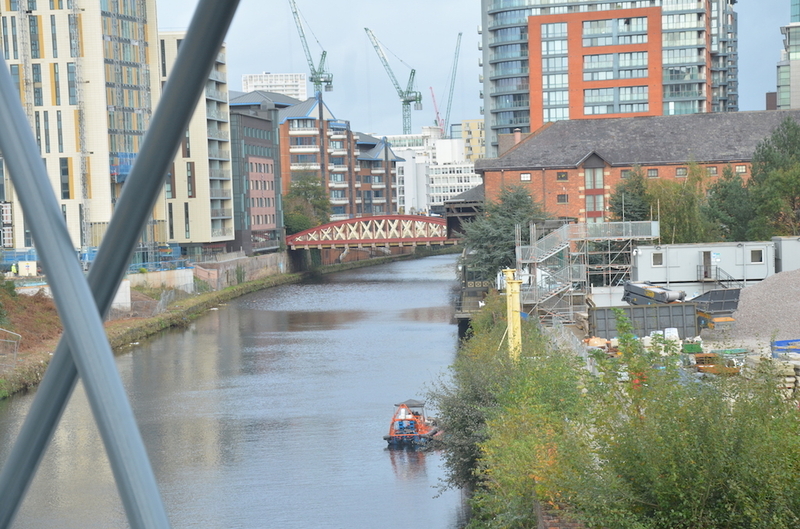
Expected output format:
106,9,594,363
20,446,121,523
184,202,190,238
50,15,58,58
585,194,604,212
676,167,688,177
647,168,658,178
584,167,603,190
652,252,664,266
621,169,631,179
186,162,195,198
32,64,42,106
168,203,174,240
735,165,747,174
556,172,568,181
67,63,77,105
520,173,531,181
29,16,40,59
750,249,763,263
557,194,568,204
59,157,70,199
707,166,718,176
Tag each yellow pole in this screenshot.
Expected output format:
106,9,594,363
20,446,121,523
503,268,522,360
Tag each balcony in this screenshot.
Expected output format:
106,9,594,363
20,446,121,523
330,164,348,172
216,51,226,64
328,147,347,156
207,128,229,141
327,129,347,139
371,168,385,175
330,197,349,205
205,88,227,102
289,127,320,135
328,180,348,188
208,69,226,83
209,188,231,199
210,208,232,219
291,163,320,171
208,148,230,160
289,145,319,153
206,109,229,122
209,169,230,180
212,227,233,238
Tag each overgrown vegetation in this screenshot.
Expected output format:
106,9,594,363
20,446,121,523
431,300,800,528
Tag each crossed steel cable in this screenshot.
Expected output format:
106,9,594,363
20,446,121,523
0,1,240,527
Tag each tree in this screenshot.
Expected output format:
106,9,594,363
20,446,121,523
748,116,800,237
283,171,330,235
608,166,650,221
649,162,716,243
704,165,753,241
461,185,549,277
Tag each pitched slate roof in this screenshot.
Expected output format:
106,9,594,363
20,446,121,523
357,137,405,162
475,110,800,172
229,90,302,108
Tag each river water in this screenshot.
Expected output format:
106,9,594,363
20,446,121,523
0,254,467,529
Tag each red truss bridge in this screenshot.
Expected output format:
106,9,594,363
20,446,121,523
285,215,459,250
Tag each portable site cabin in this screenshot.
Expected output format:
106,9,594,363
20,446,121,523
631,241,775,289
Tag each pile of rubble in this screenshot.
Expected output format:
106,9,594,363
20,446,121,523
713,268,800,343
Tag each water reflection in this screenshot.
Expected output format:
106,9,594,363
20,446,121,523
0,254,466,529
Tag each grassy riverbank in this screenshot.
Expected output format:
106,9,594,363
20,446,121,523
0,249,456,399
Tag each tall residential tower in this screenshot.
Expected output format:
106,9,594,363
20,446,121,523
0,0,162,252
480,0,738,156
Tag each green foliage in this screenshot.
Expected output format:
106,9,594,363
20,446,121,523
283,171,330,235
749,116,800,237
648,162,717,243
235,265,245,285
704,165,753,241
608,166,650,221
461,186,549,278
443,308,800,528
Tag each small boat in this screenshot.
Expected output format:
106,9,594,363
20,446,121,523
384,399,438,448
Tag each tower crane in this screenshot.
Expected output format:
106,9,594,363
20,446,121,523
288,0,332,93
442,33,462,138
364,28,422,135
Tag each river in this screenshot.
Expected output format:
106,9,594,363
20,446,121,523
0,254,467,528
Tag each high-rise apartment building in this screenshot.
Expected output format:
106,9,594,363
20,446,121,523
777,0,800,109
0,0,162,252
242,72,307,100
159,31,232,256
480,0,738,156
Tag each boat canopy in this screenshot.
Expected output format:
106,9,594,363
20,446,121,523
394,399,425,408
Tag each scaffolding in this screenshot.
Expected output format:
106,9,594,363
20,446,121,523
517,221,660,324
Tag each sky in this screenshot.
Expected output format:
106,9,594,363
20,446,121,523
156,0,791,138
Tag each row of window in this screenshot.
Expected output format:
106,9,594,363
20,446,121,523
32,109,65,153
248,162,274,175
515,165,749,184
249,196,274,209
251,214,276,227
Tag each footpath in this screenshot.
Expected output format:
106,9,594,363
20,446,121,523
0,253,427,399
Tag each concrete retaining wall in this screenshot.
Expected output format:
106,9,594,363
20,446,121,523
193,252,289,291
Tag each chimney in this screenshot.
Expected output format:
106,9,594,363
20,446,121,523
513,128,521,144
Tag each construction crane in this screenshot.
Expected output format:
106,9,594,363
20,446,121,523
288,0,333,93
364,28,422,134
430,87,444,136
442,32,462,138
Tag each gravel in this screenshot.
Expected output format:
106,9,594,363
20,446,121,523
704,268,800,345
